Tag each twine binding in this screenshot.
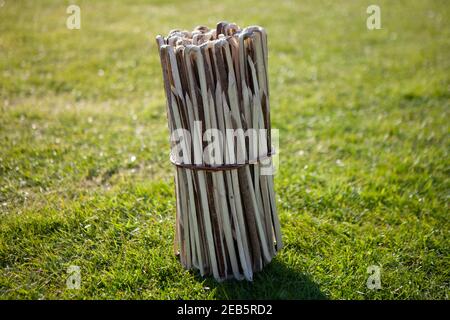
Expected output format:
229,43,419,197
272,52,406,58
169,147,276,171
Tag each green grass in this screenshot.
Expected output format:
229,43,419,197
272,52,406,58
0,0,449,299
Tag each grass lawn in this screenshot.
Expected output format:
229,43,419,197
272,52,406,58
0,0,449,299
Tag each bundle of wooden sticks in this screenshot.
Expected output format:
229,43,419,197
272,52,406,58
156,22,282,281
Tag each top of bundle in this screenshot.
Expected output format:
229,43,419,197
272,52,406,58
156,21,265,48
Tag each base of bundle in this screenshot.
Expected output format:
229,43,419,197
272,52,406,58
176,243,282,282
173,164,283,282
173,167,283,282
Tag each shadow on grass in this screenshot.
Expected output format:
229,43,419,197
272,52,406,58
197,259,327,300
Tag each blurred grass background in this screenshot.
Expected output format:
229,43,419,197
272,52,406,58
0,0,449,299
